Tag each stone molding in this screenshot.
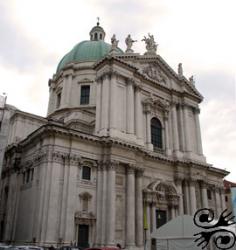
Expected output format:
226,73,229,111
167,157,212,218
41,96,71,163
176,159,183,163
79,191,92,200
79,159,97,169
127,167,135,175
142,63,168,84
143,97,170,114
97,160,119,171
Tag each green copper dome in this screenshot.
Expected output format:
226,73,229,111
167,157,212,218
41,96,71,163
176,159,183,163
57,40,123,72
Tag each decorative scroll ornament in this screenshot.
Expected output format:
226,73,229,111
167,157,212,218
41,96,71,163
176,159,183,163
194,208,236,249
142,33,158,55
143,64,167,83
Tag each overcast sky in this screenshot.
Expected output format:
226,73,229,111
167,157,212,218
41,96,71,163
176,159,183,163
0,0,235,181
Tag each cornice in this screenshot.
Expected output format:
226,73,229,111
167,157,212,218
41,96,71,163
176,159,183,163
3,123,228,179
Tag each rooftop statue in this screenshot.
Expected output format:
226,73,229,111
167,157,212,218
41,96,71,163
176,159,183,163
178,63,183,77
142,33,157,55
189,75,195,85
125,34,137,53
111,34,119,50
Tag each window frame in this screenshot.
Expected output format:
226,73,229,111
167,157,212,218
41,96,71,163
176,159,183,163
207,189,212,200
151,117,163,149
82,165,91,181
80,85,90,105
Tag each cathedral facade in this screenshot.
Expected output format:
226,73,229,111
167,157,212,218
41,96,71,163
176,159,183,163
0,23,227,249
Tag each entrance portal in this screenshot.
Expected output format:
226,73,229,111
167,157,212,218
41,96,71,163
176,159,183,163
78,224,89,248
156,210,167,229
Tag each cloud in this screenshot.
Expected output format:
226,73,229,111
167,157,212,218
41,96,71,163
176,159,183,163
0,1,56,71
200,98,236,181
197,71,235,102
196,70,236,180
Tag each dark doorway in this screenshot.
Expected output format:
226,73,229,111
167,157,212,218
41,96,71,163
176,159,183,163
156,210,167,229
78,224,89,248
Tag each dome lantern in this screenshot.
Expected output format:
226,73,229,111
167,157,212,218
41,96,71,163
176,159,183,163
89,18,106,41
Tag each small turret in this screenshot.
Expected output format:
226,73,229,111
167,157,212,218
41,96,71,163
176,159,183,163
89,18,106,41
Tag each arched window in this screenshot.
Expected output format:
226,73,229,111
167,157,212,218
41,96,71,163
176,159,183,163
151,118,162,149
94,33,98,40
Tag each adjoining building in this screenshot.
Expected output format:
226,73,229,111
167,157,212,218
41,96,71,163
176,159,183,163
0,22,228,249
224,180,236,218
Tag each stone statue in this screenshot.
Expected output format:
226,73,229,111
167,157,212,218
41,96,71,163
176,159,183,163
178,63,183,77
111,34,119,50
189,75,195,84
125,34,137,53
142,33,157,54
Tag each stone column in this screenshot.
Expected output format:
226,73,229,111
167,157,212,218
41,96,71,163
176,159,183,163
47,81,55,115
110,74,117,131
189,180,197,215
59,156,70,242
152,205,156,232
134,85,143,140
194,108,203,155
220,188,226,210
66,74,73,106
145,107,152,150
183,105,191,152
146,204,151,250
215,188,222,217
95,79,102,133
200,181,208,208
101,165,107,245
183,180,190,214
60,77,68,108
126,167,135,247
175,179,184,215
126,80,135,134
65,157,79,242
95,163,103,246
135,169,143,246
171,103,180,152
101,74,110,135
179,105,186,151
164,113,171,155
106,161,116,246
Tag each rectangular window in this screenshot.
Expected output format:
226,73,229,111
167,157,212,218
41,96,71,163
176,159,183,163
56,92,61,108
80,85,90,105
207,189,212,200
82,166,91,180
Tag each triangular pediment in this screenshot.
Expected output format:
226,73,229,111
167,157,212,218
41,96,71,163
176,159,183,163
136,56,203,100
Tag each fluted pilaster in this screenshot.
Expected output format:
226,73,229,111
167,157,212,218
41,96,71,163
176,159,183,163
106,161,117,246
127,80,134,134
126,167,135,246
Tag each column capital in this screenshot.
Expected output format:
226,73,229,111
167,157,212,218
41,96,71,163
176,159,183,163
194,107,201,114
189,178,197,186
127,166,135,174
164,110,169,120
136,168,144,177
99,160,119,170
174,178,183,186
199,180,208,189
127,77,135,85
